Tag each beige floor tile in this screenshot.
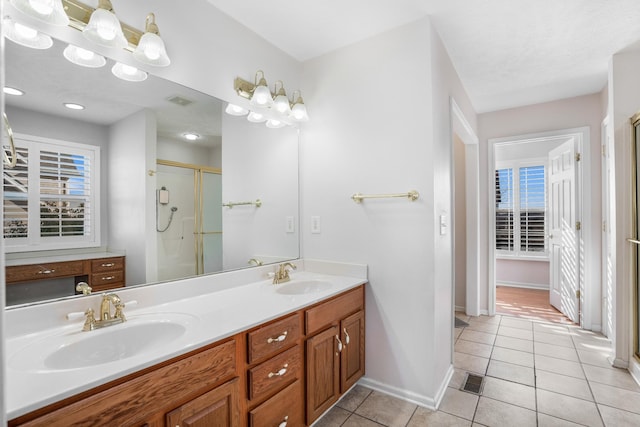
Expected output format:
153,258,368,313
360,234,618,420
533,322,570,335
497,326,533,340
537,413,585,426
534,331,575,348
481,376,536,410
591,381,640,414
343,414,385,427
573,336,612,354
490,346,534,367
455,339,493,359
465,322,499,334
534,342,579,362
577,349,612,368
500,317,533,331
535,370,593,401
449,368,468,389
493,335,534,353
460,330,496,345
537,389,603,427
454,352,489,375
354,391,416,427
438,387,479,421
337,385,373,412
486,359,535,386
534,354,585,379
456,313,471,322
454,328,463,340
598,404,640,426
315,406,352,426
469,315,502,325
473,397,536,427
407,407,471,427
583,364,640,392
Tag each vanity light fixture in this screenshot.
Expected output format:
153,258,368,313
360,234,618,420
290,90,309,122
63,102,85,110
247,111,267,123
111,62,148,82
63,44,106,68
132,13,170,67
3,87,25,96
3,16,53,49
9,0,69,26
183,133,199,141
225,103,249,117
82,0,127,49
247,70,274,108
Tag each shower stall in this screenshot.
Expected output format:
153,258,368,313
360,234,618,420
155,160,222,281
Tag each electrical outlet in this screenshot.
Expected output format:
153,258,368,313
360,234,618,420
311,216,321,234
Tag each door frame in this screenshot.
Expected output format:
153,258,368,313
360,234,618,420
488,127,594,328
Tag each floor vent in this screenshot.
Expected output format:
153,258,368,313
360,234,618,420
461,373,484,395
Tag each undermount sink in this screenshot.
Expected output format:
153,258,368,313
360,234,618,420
275,279,332,295
10,313,196,372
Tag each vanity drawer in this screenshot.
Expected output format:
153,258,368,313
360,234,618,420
6,261,85,283
247,313,301,364
91,270,124,286
305,286,364,335
249,379,303,427
248,345,301,402
91,257,124,273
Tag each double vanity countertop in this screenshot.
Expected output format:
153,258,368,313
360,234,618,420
5,259,367,419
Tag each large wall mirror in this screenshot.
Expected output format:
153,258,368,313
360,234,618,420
3,36,299,307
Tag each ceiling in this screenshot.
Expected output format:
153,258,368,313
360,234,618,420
207,0,640,113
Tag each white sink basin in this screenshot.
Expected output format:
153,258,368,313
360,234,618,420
275,279,332,295
10,313,196,372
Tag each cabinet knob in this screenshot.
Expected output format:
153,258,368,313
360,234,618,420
102,276,116,281
268,363,289,378
37,269,55,274
336,335,343,352
101,262,115,267
278,416,289,427
267,331,288,344
344,328,350,345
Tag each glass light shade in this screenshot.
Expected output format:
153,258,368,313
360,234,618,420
111,62,148,82
291,103,309,122
225,103,249,116
9,0,69,26
83,8,128,49
4,87,25,96
63,44,106,68
3,16,53,49
247,111,267,123
273,94,291,115
250,84,273,108
133,32,170,66
184,133,199,141
266,119,286,129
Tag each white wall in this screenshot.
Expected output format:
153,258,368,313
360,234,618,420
453,135,467,309
496,259,549,288
156,136,220,168
301,17,477,406
478,93,604,317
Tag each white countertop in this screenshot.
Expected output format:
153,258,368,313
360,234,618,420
5,260,367,420
5,250,125,267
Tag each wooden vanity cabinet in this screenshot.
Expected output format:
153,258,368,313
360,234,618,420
305,286,365,425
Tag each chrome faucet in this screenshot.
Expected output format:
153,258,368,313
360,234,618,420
273,262,296,284
81,293,128,331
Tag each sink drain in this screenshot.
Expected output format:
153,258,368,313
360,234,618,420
460,372,484,395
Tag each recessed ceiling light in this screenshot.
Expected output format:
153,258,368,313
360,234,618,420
3,87,24,96
184,133,199,141
63,103,85,110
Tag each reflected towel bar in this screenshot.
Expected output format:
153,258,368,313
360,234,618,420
3,112,17,169
223,199,262,208
351,190,419,203
627,238,640,245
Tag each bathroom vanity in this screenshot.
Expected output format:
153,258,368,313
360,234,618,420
5,262,366,426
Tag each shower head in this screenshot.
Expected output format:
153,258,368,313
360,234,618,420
170,206,178,212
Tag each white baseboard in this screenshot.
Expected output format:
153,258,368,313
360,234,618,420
358,365,454,411
454,305,465,313
609,356,629,369
497,281,549,290
479,309,489,316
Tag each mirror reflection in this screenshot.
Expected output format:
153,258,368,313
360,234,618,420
3,37,299,307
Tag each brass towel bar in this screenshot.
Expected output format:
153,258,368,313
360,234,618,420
3,112,17,169
627,238,640,245
223,199,262,208
351,190,419,203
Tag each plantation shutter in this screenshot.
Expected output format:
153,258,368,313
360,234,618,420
519,165,545,252
495,167,514,251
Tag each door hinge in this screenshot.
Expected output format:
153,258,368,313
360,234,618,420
576,290,581,299
576,221,581,231
575,153,581,162
602,145,606,157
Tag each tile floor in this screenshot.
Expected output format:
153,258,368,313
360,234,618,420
314,314,640,426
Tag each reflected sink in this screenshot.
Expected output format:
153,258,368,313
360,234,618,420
10,313,196,372
275,279,332,295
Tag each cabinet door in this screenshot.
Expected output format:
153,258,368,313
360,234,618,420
306,326,340,425
166,378,239,427
341,310,365,393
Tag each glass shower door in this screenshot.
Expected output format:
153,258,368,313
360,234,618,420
198,170,222,274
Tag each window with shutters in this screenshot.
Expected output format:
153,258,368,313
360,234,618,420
3,135,100,252
495,161,546,258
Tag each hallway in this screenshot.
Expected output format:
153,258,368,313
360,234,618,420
315,314,640,426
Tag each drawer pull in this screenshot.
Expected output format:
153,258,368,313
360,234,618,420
268,363,288,378
101,262,116,267
37,269,55,274
336,335,343,352
101,276,116,281
279,416,289,427
267,331,288,344
344,328,350,345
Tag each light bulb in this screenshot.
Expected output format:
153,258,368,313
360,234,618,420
111,62,148,82
63,44,106,68
29,0,53,15
9,0,69,25
247,112,267,123
266,119,286,129
225,104,249,116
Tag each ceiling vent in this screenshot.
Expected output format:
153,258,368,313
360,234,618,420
166,95,194,107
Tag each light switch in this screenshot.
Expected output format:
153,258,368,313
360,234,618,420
285,216,295,233
311,216,321,234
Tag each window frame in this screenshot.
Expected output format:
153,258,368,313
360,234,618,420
3,133,101,253
495,158,548,260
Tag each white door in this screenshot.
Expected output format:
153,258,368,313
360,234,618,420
548,139,580,323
